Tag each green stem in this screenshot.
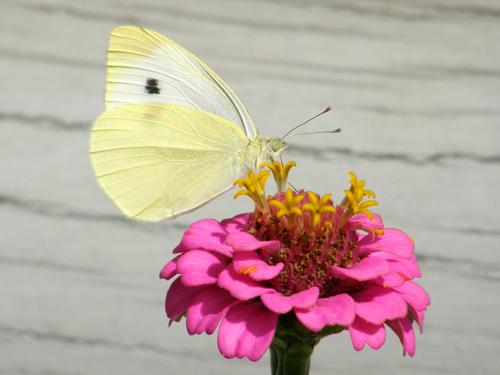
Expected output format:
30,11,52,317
269,315,345,375
269,333,317,375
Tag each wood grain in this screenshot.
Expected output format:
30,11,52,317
1,0,499,374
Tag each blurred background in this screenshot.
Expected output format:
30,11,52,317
1,0,499,374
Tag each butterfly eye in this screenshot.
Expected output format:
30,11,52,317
145,78,160,94
270,139,287,153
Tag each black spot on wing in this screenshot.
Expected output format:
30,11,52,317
145,78,160,94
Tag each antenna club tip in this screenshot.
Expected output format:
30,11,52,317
282,106,334,139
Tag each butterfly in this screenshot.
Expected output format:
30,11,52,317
90,26,287,221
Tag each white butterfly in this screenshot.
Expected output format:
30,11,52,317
90,26,287,221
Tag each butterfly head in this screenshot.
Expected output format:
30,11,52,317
269,138,288,158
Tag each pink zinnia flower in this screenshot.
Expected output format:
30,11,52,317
161,162,429,361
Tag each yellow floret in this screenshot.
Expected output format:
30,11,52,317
342,171,378,220
262,160,296,192
269,188,304,218
233,169,270,210
302,192,336,227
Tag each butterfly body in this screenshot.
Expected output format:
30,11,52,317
90,26,286,221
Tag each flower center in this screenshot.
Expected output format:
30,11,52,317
234,162,378,297
247,194,359,296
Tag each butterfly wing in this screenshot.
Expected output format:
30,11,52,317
105,25,258,138
90,103,251,221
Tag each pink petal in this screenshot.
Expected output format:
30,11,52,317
217,302,278,361
410,308,426,333
179,219,233,256
221,213,250,233
177,250,225,286
352,286,408,325
186,287,238,335
261,287,319,314
388,260,417,280
224,231,281,252
160,256,180,280
370,253,422,287
358,228,414,258
388,254,422,279
295,294,356,332
374,272,406,288
394,281,430,312
217,268,272,301
387,317,416,356
348,317,386,351
330,256,390,281
232,251,284,281
403,255,422,278
172,242,189,254
349,213,384,233
373,260,416,288
165,278,206,322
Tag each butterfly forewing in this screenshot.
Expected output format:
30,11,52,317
106,26,258,138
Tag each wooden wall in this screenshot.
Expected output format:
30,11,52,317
1,0,499,374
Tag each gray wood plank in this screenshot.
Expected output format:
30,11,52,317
1,0,499,374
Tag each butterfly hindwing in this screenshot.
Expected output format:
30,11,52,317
90,103,250,221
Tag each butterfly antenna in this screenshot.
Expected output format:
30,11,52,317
282,106,332,139
287,181,299,192
292,128,341,136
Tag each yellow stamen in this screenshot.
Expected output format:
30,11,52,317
303,192,336,227
342,171,378,220
233,169,270,210
262,161,296,192
239,264,257,275
269,188,304,219
374,229,384,236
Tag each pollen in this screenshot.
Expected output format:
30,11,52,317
302,192,336,227
268,188,304,218
233,169,270,210
262,161,296,192
397,272,410,282
239,264,257,275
